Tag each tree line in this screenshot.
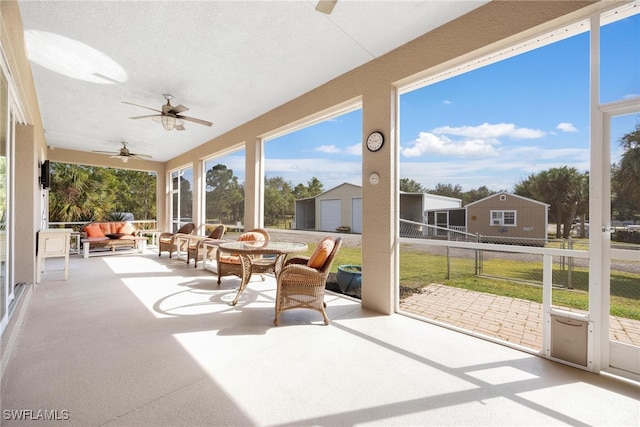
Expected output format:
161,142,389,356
48,122,639,234
49,163,156,223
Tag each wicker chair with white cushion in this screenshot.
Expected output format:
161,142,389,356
274,236,342,326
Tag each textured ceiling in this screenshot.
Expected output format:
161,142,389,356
18,0,487,162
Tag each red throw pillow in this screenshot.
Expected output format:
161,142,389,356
85,224,105,238
307,237,335,269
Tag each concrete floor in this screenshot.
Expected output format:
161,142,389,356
2,250,638,426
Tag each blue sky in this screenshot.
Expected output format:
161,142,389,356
221,12,639,193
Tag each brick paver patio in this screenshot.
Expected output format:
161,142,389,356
399,284,640,350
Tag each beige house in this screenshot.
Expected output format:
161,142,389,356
295,183,362,232
466,192,549,244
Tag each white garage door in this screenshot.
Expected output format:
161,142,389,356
320,199,341,231
352,198,362,233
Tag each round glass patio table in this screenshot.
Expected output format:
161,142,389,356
218,241,308,305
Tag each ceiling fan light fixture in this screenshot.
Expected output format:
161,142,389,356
121,156,129,163
161,115,176,131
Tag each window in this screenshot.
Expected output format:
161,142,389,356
170,167,193,233
203,150,245,231
491,210,516,226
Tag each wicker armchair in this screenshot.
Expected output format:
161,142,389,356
274,237,342,326
158,223,195,258
187,225,226,268
216,228,272,284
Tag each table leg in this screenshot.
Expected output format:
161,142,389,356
231,254,254,306
83,242,90,259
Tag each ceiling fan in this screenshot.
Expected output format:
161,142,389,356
92,142,152,163
315,0,337,14
122,94,213,131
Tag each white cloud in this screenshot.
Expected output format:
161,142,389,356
401,122,547,158
399,142,590,191
432,122,546,139
443,100,452,105
265,157,362,189
315,144,341,154
556,122,578,132
314,142,361,156
401,132,498,158
344,143,362,156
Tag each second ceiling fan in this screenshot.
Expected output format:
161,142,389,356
123,94,213,131
92,142,152,163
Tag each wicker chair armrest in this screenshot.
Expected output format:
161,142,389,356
279,263,322,278
198,238,225,249
284,256,311,266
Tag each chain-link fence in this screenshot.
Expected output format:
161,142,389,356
399,219,639,302
399,219,586,288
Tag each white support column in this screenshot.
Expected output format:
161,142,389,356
588,14,607,373
542,254,553,358
193,159,204,234
361,86,397,315
244,138,263,230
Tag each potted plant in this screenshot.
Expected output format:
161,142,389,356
336,264,362,294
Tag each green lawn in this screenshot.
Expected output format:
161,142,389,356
398,248,640,320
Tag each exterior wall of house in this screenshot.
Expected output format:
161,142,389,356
399,193,423,222
423,194,462,211
294,199,315,230
2,1,48,285
314,183,361,231
466,193,548,242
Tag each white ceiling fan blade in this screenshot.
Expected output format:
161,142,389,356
130,154,153,160
129,114,161,120
315,0,337,14
92,150,118,155
121,101,162,113
169,104,189,114
178,115,213,127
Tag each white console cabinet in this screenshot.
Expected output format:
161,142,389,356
36,228,72,284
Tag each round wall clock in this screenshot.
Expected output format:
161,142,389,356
366,131,384,152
